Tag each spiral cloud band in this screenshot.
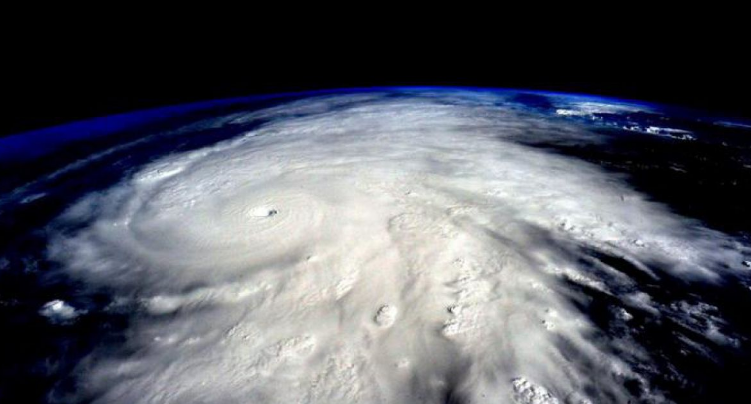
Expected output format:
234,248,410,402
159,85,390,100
49,92,745,403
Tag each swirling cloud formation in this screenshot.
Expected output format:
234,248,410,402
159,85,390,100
49,92,745,403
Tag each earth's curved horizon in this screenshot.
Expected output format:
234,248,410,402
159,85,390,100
1,87,750,403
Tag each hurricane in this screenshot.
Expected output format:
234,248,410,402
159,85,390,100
2,89,750,403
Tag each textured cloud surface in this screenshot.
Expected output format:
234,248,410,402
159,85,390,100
49,93,745,403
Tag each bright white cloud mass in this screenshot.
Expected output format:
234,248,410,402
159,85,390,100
48,93,746,403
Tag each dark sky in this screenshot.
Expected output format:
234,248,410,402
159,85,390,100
4,20,748,137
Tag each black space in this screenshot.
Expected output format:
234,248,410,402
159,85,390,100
3,20,748,137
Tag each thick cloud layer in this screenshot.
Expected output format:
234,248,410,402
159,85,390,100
49,93,746,403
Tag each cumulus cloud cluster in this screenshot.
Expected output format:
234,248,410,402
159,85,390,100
49,92,745,403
